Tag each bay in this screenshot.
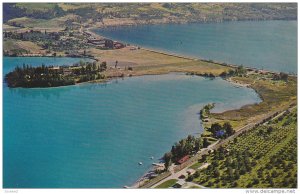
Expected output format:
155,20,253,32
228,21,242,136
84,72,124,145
3,56,261,188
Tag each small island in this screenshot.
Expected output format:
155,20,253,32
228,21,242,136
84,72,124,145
5,61,108,88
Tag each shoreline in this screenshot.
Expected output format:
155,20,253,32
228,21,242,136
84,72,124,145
225,77,251,87
3,60,262,188
3,54,97,61
129,77,260,188
3,5,297,188
88,18,297,31
4,25,297,188
88,27,295,76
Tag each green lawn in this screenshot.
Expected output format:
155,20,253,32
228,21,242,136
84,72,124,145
190,162,202,170
16,3,57,11
189,185,201,188
155,179,178,188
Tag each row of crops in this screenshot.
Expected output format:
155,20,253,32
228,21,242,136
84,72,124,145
189,109,297,188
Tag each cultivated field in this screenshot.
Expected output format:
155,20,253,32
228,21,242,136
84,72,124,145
191,109,297,188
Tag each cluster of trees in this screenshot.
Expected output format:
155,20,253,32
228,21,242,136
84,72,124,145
162,116,234,170
262,139,297,188
272,72,289,81
186,72,216,78
208,122,234,138
220,65,247,77
5,64,74,87
200,103,214,120
5,61,107,88
4,30,60,42
163,135,212,170
191,148,256,187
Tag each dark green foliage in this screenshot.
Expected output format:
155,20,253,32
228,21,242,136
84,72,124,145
202,138,210,148
273,72,289,81
186,175,194,182
100,61,107,72
170,135,196,162
163,152,173,170
194,171,200,178
164,133,216,167
223,122,234,136
209,122,234,138
209,123,222,134
5,61,106,88
194,138,202,152
221,65,247,77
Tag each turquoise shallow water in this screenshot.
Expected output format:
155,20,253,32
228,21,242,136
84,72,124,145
94,20,297,74
3,57,261,188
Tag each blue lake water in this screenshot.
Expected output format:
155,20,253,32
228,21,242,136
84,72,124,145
3,57,261,188
94,20,297,74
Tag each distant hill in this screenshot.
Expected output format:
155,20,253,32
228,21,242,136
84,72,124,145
3,3,297,27
3,3,64,22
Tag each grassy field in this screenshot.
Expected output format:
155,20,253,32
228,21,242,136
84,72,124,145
190,108,297,188
15,3,57,11
90,47,231,76
206,74,297,130
6,14,79,30
89,47,191,66
3,24,20,30
155,179,177,188
58,3,91,11
133,60,231,76
4,39,44,54
190,162,203,170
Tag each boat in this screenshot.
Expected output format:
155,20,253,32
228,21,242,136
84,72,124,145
139,162,143,165
150,156,154,159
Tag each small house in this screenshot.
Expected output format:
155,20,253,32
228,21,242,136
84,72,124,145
177,155,189,164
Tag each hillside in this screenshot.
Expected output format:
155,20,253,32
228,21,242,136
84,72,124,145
3,3,297,28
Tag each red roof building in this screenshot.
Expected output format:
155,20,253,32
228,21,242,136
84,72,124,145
178,155,189,164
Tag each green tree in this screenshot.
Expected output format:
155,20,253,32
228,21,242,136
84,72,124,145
163,152,172,170
92,62,97,71
194,171,200,178
234,170,240,180
210,123,222,135
223,122,234,136
194,137,202,152
213,169,220,178
100,61,107,72
186,175,194,182
203,138,210,148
